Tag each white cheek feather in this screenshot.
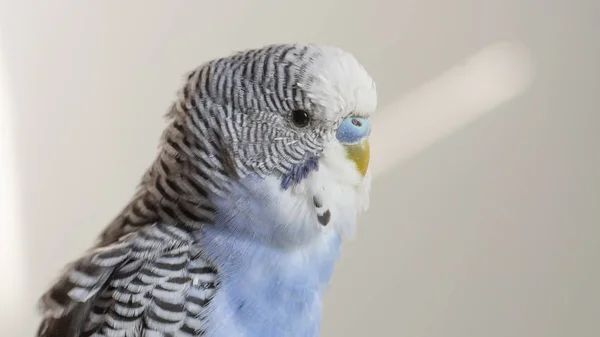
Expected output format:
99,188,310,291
305,141,372,238
260,141,371,245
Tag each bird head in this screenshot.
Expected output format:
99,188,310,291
163,44,377,245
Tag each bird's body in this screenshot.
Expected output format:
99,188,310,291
37,43,377,337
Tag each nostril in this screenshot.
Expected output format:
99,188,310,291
351,118,362,127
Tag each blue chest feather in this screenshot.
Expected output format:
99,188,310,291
198,177,342,337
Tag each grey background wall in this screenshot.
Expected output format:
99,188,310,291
0,1,598,336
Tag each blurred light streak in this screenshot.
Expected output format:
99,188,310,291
370,41,535,177
0,36,24,313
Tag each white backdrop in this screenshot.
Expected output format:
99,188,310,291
1,1,599,336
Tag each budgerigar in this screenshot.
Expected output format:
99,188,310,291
37,43,377,337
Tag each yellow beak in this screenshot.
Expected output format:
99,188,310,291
344,139,370,177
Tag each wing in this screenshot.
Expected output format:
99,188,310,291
37,223,218,337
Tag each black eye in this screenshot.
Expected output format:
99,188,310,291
290,110,310,128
